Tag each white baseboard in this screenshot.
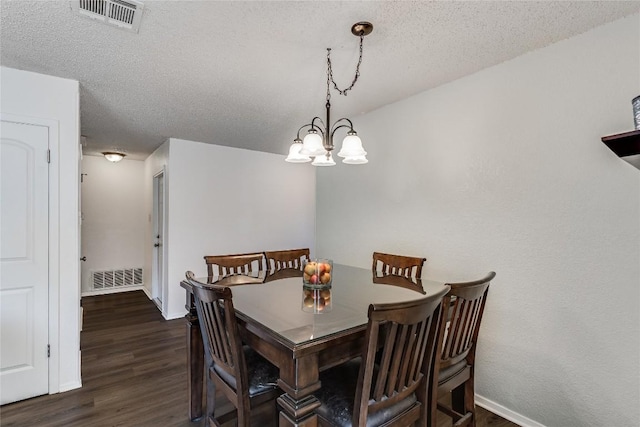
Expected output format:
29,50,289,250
141,285,153,300
165,311,186,320
81,285,145,297
475,394,545,427
58,380,82,393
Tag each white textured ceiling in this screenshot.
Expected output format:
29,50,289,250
2,1,639,160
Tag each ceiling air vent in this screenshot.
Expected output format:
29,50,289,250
71,0,145,33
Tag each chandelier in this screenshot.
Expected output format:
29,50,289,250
285,22,373,166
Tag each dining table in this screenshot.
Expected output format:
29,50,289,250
180,263,446,426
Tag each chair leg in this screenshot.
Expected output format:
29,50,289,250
236,403,247,427
206,375,216,420
451,384,465,415
205,353,216,421
423,380,438,427
273,399,279,426
443,379,476,427
464,375,476,427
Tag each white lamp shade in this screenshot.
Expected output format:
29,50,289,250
300,131,325,156
285,142,312,163
337,133,366,158
311,151,336,166
103,152,125,162
343,155,368,164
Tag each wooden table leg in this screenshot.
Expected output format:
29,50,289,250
276,355,322,427
186,310,204,421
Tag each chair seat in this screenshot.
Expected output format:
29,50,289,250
437,359,468,385
213,346,279,397
315,359,417,427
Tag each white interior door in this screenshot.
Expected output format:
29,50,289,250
0,120,50,404
151,170,164,306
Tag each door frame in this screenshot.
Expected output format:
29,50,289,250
151,166,167,316
0,113,61,394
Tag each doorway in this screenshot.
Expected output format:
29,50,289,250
151,169,165,311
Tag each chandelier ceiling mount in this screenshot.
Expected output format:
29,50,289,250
351,21,373,37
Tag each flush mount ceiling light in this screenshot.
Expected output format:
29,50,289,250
102,152,126,162
285,21,373,166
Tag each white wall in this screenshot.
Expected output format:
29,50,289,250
0,67,81,392
162,138,316,319
316,15,639,427
81,155,146,294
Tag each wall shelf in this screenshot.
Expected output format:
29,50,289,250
601,130,640,157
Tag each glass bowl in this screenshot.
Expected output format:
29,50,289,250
302,259,333,288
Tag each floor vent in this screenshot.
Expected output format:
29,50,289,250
71,0,145,33
92,268,143,289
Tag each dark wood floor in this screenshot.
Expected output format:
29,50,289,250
0,291,517,427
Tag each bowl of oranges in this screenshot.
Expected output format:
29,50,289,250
302,259,332,288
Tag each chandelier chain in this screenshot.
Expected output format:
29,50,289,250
326,33,365,97
326,55,332,104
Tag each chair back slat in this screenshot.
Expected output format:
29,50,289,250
411,319,429,383
446,298,471,358
384,322,408,397
209,299,228,364
353,286,450,425
264,248,310,271
397,322,419,389
373,322,396,400
372,251,426,279
204,252,265,280
462,298,482,352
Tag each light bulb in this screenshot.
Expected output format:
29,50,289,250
300,130,325,156
311,152,336,166
337,132,366,158
285,140,312,163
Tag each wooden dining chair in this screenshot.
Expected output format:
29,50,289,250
434,272,496,427
315,285,450,427
372,251,427,278
264,248,310,271
204,252,265,280
185,271,280,426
